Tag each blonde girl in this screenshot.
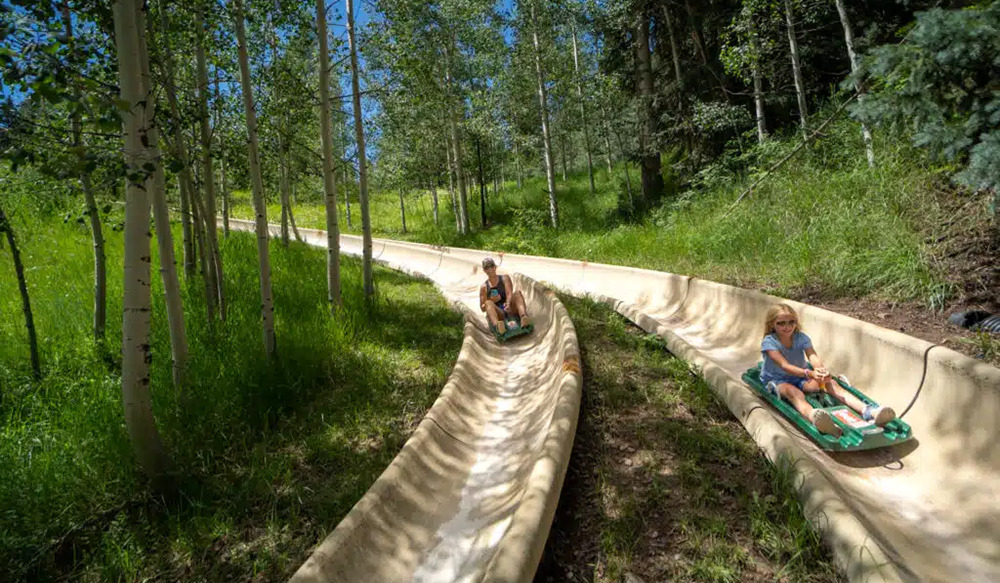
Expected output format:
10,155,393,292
760,304,895,437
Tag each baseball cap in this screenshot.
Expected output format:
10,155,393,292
482,257,496,268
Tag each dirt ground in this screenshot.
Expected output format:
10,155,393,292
534,297,841,583
534,196,997,583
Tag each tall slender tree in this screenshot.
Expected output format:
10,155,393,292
196,4,223,320
234,0,277,357
528,0,558,227
635,5,663,207
0,204,40,379
347,0,374,298
834,0,875,167
62,3,106,344
144,6,188,389
784,0,808,134
316,0,342,311
113,0,172,482
571,26,595,195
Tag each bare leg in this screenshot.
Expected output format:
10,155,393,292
778,382,815,419
779,380,841,436
510,291,530,325
821,377,867,413
485,302,506,333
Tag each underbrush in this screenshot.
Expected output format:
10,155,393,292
0,192,462,581
234,113,960,306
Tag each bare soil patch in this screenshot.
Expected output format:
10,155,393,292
534,296,842,583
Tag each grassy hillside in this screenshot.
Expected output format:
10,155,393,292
0,191,463,580
235,115,958,307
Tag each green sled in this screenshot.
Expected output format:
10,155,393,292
741,362,913,452
489,312,534,344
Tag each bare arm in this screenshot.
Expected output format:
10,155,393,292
805,347,825,369
479,284,487,312
804,347,831,378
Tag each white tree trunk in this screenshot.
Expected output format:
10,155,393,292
347,0,374,297
430,179,439,225
529,0,558,228
514,139,523,188
343,164,353,228
559,132,568,181
159,6,196,281
279,147,291,247
317,0,342,311
63,5,106,343
784,0,809,134
445,53,470,234
215,68,230,238
661,5,683,97
179,166,195,279
113,0,171,480
753,65,767,143
196,9,222,319
751,27,767,144
142,9,188,389
571,28,595,195
835,0,875,167
234,0,277,357
446,144,460,231
398,188,407,234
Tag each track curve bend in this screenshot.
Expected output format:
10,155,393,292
228,220,582,583
229,220,998,583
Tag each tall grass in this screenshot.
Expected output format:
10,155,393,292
237,114,951,305
0,187,463,580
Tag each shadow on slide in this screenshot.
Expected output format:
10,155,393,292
228,220,582,583
228,220,999,583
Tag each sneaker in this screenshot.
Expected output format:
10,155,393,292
521,315,532,328
811,409,843,437
864,405,896,427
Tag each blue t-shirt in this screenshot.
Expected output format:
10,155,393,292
760,331,813,384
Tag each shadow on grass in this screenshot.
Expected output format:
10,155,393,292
13,234,465,582
535,295,839,583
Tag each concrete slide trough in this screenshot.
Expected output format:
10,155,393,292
229,220,999,583
228,220,582,583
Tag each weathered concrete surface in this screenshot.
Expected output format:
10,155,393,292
229,220,999,583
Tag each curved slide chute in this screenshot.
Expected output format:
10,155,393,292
228,220,582,583
229,220,998,582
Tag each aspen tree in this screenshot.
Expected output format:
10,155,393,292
196,5,223,319
634,6,663,206
528,0,558,228
113,0,172,481
0,205,40,379
834,0,875,166
62,3,106,343
347,0,374,298
215,68,230,237
571,26,595,195
445,46,471,234
317,0,342,310
784,0,809,134
234,0,277,357
143,8,188,389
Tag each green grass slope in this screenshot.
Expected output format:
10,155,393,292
0,194,462,581
236,116,953,307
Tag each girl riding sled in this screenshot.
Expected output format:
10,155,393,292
760,303,896,437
